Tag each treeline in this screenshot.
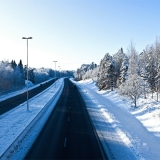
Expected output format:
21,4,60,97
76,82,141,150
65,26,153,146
74,62,99,81
74,37,160,107
0,59,74,95
0,60,25,94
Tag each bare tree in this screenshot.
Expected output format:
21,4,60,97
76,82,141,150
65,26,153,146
120,74,143,107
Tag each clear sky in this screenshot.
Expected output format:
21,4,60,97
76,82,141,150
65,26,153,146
0,0,160,70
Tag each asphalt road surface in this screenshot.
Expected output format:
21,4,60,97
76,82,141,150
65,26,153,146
0,78,58,115
25,78,106,160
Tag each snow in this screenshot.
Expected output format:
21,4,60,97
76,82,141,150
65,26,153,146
72,79,160,160
1,78,160,159
0,78,64,159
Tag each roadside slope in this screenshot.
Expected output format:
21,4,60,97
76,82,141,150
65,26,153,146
74,79,160,160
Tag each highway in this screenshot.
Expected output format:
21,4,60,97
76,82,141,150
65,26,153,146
25,78,106,159
0,78,58,115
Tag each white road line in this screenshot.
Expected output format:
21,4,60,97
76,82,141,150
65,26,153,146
64,138,67,147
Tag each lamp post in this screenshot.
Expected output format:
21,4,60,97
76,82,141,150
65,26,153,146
53,61,57,78
53,61,57,87
22,37,32,111
58,66,61,77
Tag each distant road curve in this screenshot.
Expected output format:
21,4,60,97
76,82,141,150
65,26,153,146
0,78,58,115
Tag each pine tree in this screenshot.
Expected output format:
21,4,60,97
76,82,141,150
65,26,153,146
113,48,128,87
18,60,24,74
117,55,129,86
18,60,25,85
28,68,35,83
11,60,17,70
145,46,157,98
96,53,113,90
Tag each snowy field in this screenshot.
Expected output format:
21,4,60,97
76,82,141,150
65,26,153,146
0,78,64,159
73,79,160,160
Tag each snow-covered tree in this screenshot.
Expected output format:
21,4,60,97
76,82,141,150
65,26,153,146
144,46,157,98
18,60,25,85
74,62,97,81
0,60,25,94
127,42,139,75
118,56,128,85
120,42,143,107
82,62,98,80
107,61,116,91
112,48,128,86
33,68,49,84
96,53,116,90
154,37,160,101
120,74,143,107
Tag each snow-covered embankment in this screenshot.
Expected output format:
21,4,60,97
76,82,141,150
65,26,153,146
73,79,160,160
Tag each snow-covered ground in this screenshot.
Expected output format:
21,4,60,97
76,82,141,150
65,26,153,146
73,79,160,160
0,78,64,159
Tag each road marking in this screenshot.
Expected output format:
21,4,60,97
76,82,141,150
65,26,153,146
64,138,67,147
68,117,70,121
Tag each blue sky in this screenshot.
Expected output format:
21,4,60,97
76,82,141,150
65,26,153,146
0,0,160,70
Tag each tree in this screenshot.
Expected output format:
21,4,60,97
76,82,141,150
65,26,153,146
127,42,139,76
11,60,17,70
18,60,25,85
18,60,24,74
145,46,157,98
120,42,143,107
117,55,129,86
96,53,113,90
112,48,128,87
140,67,148,99
154,37,160,101
120,74,143,107
107,62,116,91
74,62,97,81
29,68,35,83
81,62,98,80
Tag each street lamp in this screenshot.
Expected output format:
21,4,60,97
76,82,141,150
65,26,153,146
58,66,61,77
53,61,57,78
22,37,32,111
53,61,57,87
